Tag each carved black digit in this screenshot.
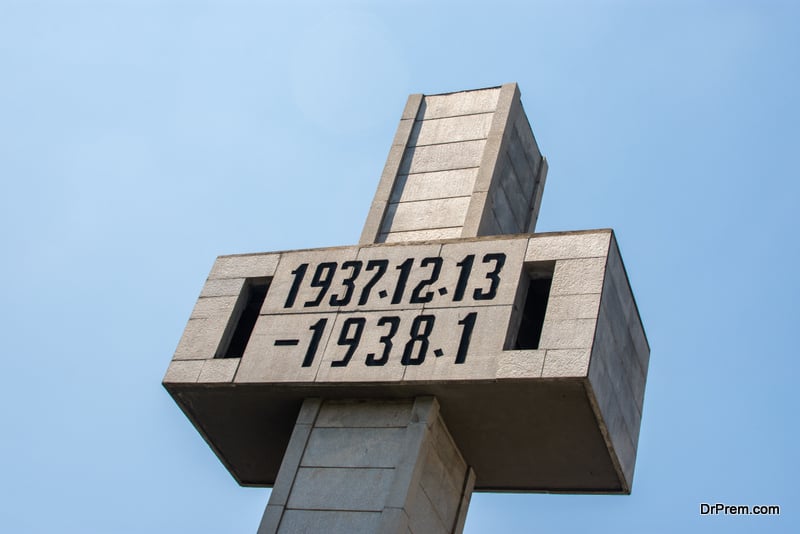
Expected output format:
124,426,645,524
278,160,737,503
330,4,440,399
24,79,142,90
332,317,366,367
410,257,443,304
452,254,474,302
401,315,435,366
358,259,389,305
473,253,506,301
284,263,308,308
455,312,477,364
366,316,400,366
329,260,362,306
391,258,414,304
302,318,327,367
304,262,338,307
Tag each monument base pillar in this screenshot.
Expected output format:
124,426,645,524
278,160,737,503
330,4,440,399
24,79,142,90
257,397,475,534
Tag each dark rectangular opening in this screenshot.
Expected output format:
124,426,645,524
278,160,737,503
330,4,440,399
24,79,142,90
515,262,554,350
219,277,270,359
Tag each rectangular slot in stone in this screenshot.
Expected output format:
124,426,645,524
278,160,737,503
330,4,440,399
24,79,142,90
219,277,271,359
514,261,555,350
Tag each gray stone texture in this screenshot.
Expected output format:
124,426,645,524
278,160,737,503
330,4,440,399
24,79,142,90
360,84,547,244
165,82,649,505
235,313,336,383
467,83,547,238
380,196,471,233
166,229,649,495
209,253,280,279
259,397,473,534
586,234,650,490
389,169,479,203
278,510,382,534
261,247,359,316
197,358,239,383
169,230,645,396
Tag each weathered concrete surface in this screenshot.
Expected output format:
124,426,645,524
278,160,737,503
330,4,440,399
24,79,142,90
257,398,473,534
164,84,649,516
164,229,650,492
360,84,547,244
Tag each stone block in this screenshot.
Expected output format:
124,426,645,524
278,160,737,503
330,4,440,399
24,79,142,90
488,189,522,234
296,397,322,425
278,510,382,534
495,349,545,379
541,349,591,377
198,358,239,383
593,377,636,485
401,306,512,382
401,93,423,121
378,508,410,534
596,288,646,411
172,317,227,360
549,257,607,296
496,155,529,228
407,484,448,534
630,319,650,378
391,118,416,147
461,191,488,237
268,421,313,506
408,113,493,147
314,310,419,383
380,197,471,234
526,157,548,233
506,125,537,199
538,318,597,350
256,504,283,534
360,200,389,245
235,313,336,383
418,446,462,523
339,243,442,313
209,253,280,279
431,237,528,309
379,228,462,243
302,427,406,468
453,468,475,534
376,145,407,200
427,416,467,492
398,140,486,175
315,400,412,428
473,132,504,193
199,277,246,298
526,231,611,261
189,295,238,319
411,396,439,426
544,294,601,321
389,169,478,203
260,247,359,315
606,241,641,326
287,467,393,511
384,419,430,510
511,112,542,172
418,88,500,120
593,316,644,445
163,359,203,383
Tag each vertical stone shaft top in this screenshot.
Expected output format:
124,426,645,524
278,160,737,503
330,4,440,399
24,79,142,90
360,83,548,245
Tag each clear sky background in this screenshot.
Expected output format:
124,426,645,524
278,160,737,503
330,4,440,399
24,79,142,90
1,1,797,532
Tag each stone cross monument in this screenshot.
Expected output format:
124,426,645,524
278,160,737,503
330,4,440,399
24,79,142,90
163,83,650,533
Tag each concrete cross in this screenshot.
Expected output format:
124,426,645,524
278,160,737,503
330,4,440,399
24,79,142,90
163,83,649,534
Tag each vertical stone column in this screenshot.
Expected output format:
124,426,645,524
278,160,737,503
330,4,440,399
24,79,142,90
360,83,547,244
258,397,475,534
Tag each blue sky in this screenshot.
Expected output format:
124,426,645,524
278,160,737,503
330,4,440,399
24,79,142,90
1,1,797,532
